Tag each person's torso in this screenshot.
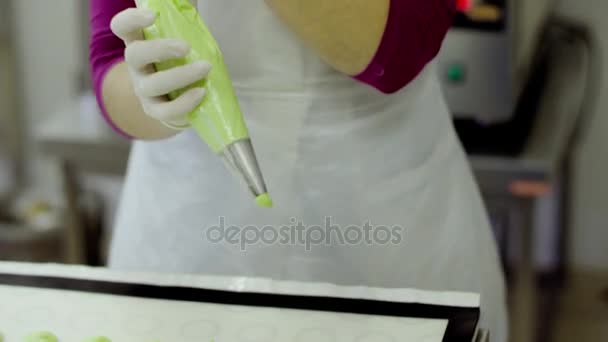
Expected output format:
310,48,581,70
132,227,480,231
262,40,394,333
114,0,488,280
194,0,446,170
110,3,507,337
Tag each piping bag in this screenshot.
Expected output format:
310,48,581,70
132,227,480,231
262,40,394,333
135,0,272,208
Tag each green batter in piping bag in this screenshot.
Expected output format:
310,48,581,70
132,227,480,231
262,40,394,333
135,0,272,208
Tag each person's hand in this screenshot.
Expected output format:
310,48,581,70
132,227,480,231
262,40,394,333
111,8,211,129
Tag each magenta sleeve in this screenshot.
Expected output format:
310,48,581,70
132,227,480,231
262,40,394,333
354,0,456,94
89,0,136,138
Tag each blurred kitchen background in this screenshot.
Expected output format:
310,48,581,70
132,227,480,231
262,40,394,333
0,0,606,341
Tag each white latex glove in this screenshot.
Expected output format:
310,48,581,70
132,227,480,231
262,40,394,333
111,8,211,129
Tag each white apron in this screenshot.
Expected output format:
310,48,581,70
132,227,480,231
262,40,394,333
110,1,507,340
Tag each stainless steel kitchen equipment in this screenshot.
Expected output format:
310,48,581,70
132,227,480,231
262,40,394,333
437,0,555,123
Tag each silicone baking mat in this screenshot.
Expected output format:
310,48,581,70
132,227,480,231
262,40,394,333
0,270,479,341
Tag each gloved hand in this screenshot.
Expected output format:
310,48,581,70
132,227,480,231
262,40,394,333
110,8,212,129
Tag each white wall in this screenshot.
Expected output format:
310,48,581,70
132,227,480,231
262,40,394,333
556,0,608,271
11,0,82,200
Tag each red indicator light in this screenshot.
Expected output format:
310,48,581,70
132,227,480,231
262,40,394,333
457,0,473,12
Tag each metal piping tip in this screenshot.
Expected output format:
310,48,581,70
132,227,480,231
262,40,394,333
220,139,272,207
